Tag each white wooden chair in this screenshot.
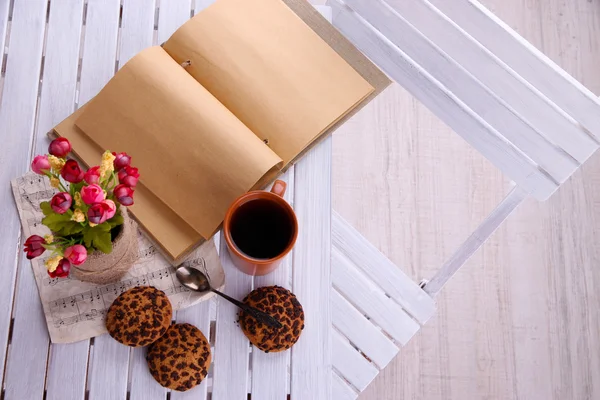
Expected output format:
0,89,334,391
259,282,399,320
1,1,599,400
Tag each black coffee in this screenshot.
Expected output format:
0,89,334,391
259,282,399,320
229,198,293,259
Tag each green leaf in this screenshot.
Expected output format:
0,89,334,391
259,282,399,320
106,214,124,229
40,202,52,216
83,225,113,253
42,212,73,231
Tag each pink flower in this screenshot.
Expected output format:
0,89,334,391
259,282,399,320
24,235,46,259
118,166,139,187
113,184,134,206
48,138,71,158
81,184,105,205
61,159,84,183
48,258,70,278
31,155,51,175
87,203,109,225
50,192,72,214
64,245,87,266
112,152,131,171
102,199,117,220
84,166,101,185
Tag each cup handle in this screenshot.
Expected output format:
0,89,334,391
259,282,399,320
271,180,286,197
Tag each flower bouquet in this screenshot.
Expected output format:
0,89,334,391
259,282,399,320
24,137,140,283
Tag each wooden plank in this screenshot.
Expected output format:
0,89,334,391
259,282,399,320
0,0,10,63
157,0,191,43
78,2,128,400
211,237,252,400
332,372,358,400
332,211,435,324
423,185,528,297
360,0,598,166
118,0,156,67
0,0,49,398
171,300,212,400
329,0,558,201
341,0,581,182
130,346,167,400
332,290,398,369
431,0,600,141
332,330,379,392
332,248,420,344
194,0,216,14
250,168,294,400
32,1,88,400
290,136,332,400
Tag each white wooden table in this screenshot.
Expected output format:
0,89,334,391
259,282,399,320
2,0,600,399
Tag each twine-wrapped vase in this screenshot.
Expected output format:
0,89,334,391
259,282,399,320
71,209,139,284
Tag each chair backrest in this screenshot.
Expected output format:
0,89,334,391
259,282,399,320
329,0,600,201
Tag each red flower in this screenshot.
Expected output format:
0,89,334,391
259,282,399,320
31,155,51,175
81,184,105,205
84,166,101,185
24,235,46,259
48,138,71,158
112,152,131,171
113,184,134,206
64,245,87,266
50,192,72,214
102,199,117,220
118,166,139,187
61,159,84,183
48,258,71,278
87,203,110,225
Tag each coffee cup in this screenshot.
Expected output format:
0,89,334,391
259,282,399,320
223,180,298,276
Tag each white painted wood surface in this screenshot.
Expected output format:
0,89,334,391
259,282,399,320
251,168,294,400
290,136,333,400
32,2,88,400
333,372,359,400
333,329,379,392
0,1,50,399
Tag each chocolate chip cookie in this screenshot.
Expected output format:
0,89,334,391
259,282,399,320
106,286,172,347
239,285,304,353
146,323,211,391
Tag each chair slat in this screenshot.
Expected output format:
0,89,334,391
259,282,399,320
332,330,379,392
329,0,558,201
332,290,398,369
341,0,583,182
290,137,333,400
363,0,598,166
332,248,420,345
332,211,436,324
432,0,600,141
332,373,359,400
1,1,51,399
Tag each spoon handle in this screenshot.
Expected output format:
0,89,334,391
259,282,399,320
210,288,282,329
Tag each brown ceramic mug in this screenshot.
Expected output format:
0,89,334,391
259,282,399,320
223,180,298,276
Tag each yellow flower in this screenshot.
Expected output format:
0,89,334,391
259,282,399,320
98,151,115,180
50,177,60,188
88,222,97,227
74,192,83,207
44,234,54,244
47,155,65,172
45,254,62,273
71,209,85,223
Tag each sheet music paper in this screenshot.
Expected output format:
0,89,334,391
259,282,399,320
11,172,225,343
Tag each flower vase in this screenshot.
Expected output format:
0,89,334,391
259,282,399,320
71,209,139,284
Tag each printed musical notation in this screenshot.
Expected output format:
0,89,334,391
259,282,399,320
11,172,224,344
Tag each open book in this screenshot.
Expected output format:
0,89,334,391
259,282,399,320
54,0,390,264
